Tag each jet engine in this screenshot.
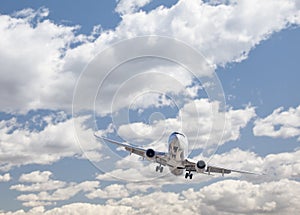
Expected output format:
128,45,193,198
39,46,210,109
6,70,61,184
145,148,156,160
195,160,206,173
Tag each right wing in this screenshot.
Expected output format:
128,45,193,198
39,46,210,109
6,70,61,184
94,134,169,166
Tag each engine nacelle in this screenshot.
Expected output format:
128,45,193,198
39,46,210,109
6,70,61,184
145,148,156,160
195,160,206,173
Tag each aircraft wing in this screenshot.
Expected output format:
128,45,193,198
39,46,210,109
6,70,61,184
183,159,258,176
94,134,169,166
205,165,258,175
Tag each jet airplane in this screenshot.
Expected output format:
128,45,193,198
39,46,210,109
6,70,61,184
95,132,256,179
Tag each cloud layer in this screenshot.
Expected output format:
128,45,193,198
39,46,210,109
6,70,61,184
1,0,300,112
2,178,300,215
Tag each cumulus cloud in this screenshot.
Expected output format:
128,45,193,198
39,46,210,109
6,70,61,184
0,8,80,112
0,173,11,182
0,203,134,215
1,0,299,113
112,0,300,64
253,105,300,140
19,171,52,183
196,147,300,181
70,0,300,116
86,184,130,199
116,0,152,15
0,113,101,171
10,170,100,208
116,99,256,151
11,171,66,192
97,179,300,214
4,147,300,213
197,179,300,214
2,179,300,214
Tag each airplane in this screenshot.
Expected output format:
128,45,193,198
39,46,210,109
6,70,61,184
94,131,257,179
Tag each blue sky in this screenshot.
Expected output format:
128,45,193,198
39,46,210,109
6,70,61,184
0,0,300,214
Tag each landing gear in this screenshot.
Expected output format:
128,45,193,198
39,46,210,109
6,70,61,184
185,171,193,179
156,165,163,173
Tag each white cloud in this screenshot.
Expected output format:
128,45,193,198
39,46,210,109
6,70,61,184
105,179,300,214
0,173,11,182
2,179,300,214
116,99,256,151
1,1,300,113
116,0,152,15
3,147,300,213
19,171,52,183
196,147,300,181
86,184,129,199
8,170,99,208
197,179,300,214
0,203,134,215
15,179,99,207
253,105,300,140
10,171,66,192
69,0,300,116
0,114,101,171
0,9,81,112
112,0,300,65
10,180,66,193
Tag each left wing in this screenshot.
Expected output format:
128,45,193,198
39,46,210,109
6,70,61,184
94,134,169,167
183,158,258,176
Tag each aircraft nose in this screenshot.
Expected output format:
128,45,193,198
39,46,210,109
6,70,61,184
168,132,179,143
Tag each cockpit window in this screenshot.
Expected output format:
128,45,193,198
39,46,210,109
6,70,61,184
171,131,185,137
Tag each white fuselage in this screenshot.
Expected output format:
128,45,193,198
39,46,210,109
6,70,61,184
167,132,189,175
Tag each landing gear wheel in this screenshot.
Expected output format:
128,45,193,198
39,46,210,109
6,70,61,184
160,167,163,173
185,171,193,179
156,166,159,172
185,172,189,179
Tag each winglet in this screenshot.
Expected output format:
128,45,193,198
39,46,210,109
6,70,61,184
94,132,105,140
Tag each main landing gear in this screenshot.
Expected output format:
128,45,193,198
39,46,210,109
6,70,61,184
156,165,163,173
185,171,193,179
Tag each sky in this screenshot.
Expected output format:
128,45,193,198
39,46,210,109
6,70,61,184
0,0,300,214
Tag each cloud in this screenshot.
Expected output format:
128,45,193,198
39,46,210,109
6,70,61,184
1,1,300,113
112,0,300,65
11,170,100,208
45,179,300,215
86,184,130,199
116,0,152,15
0,173,11,182
10,171,66,192
253,105,300,140
71,0,300,115
0,203,135,215
116,99,256,150
4,146,300,213
0,8,81,112
197,179,300,214
0,113,101,171
196,147,300,181
19,171,52,183
2,179,300,214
